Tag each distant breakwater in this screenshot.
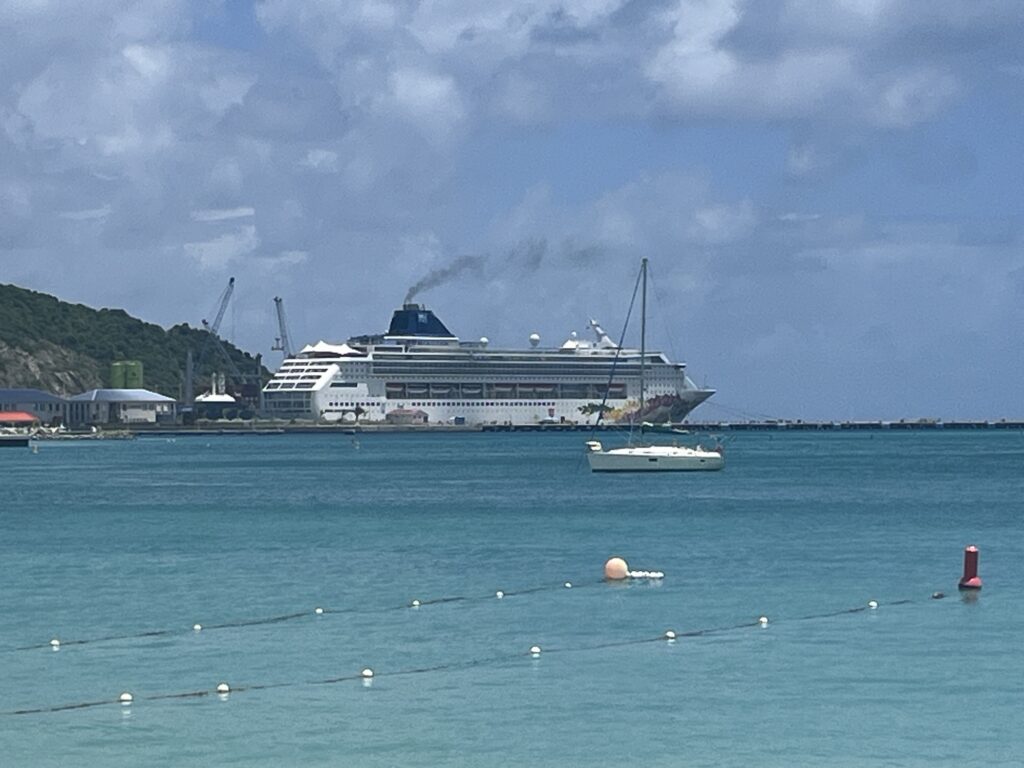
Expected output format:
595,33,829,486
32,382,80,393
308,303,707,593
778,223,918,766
123,419,1024,436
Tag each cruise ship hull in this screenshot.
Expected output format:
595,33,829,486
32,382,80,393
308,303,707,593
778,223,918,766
262,304,715,427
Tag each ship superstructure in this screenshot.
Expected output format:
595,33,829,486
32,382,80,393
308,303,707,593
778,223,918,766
262,304,714,425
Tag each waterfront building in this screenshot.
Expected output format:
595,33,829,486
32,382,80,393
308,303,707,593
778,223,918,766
0,388,65,425
66,389,176,426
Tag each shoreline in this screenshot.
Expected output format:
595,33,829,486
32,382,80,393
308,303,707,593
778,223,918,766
115,418,1024,436
26,419,1024,440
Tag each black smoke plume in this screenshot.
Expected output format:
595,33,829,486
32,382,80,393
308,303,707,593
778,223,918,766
404,255,485,304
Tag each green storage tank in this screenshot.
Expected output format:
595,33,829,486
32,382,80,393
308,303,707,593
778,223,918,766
124,360,144,389
110,361,127,389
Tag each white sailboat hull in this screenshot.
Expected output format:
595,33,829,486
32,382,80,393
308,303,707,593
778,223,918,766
586,442,724,472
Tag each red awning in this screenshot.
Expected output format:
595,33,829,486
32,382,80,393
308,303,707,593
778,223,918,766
0,411,39,424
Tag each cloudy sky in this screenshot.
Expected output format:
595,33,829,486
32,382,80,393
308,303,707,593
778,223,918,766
2,0,1022,420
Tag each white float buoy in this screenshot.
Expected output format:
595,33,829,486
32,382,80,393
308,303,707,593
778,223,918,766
216,682,230,694
192,623,202,632
629,570,657,579
495,590,504,599
563,582,572,589
361,668,374,679
868,600,878,610
119,692,134,705
758,616,769,627
665,630,677,641
529,645,541,657
49,638,60,649
411,599,421,608
651,571,665,579
314,607,324,615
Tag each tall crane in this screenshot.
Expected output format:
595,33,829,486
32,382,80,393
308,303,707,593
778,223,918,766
203,277,235,338
186,277,236,407
272,296,294,359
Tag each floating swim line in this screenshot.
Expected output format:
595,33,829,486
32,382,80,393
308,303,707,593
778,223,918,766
1,594,945,717
6,579,607,654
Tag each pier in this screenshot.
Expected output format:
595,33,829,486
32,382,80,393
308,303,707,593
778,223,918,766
481,419,1024,432
114,418,1024,437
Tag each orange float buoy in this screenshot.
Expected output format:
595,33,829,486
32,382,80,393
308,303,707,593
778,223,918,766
604,557,629,580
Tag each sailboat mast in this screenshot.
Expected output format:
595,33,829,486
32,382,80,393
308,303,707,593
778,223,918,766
639,258,647,429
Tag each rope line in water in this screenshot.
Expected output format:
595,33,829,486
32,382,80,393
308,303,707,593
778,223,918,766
7,579,606,654
1,594,945,717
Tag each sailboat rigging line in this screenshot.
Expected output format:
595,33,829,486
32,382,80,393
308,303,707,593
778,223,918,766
646,262,682,371
699,400,790,423
639,256,647,444
590,262,644,435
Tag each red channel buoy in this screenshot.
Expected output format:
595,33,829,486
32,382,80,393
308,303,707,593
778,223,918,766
958,545,982,590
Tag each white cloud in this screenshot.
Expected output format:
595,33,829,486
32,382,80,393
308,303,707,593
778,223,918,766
646,0,742,97
96,123,175,156
871,68,960,127
191,207,256,222
1,182,32,218
778,212,821,223
59,205,112,221
199,73,255,115
122,44,171,80
786,143,832,177
387,68,466,142
184,224,260,270
255,250,309,269
301,148,338,172
689,202,757,244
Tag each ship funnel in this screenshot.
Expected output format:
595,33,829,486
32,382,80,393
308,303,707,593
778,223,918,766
387,305,455,337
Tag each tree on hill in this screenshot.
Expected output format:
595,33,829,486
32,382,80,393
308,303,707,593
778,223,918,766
0,283,268,398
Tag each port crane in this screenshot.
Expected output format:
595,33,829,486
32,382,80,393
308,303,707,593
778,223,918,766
204,277,235,338
184,277,263,410
271,296,293,359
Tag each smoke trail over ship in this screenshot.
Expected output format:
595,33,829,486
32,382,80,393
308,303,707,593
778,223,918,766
404,255,485,304
402,240,603,304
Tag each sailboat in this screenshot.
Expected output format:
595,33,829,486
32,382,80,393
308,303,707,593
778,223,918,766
585,258,724,472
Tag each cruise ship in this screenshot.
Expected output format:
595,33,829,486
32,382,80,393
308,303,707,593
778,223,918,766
262,304,714,425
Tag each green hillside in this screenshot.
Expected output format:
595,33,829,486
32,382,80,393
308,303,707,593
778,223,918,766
0,283,268,398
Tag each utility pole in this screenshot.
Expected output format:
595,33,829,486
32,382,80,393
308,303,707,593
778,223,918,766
184,349,194,408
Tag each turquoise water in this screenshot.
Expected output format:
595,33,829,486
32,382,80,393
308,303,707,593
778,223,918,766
2,431,1022,766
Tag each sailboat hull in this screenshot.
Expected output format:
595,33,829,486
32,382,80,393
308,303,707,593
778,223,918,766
586,445,724,472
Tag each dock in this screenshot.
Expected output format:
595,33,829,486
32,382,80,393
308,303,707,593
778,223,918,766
117,418,1024,436
482,419,1024,432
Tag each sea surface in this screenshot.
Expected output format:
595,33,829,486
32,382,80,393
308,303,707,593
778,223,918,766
1,431,1022,767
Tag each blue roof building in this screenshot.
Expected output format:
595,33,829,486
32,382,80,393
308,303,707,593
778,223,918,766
0,388,66,424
